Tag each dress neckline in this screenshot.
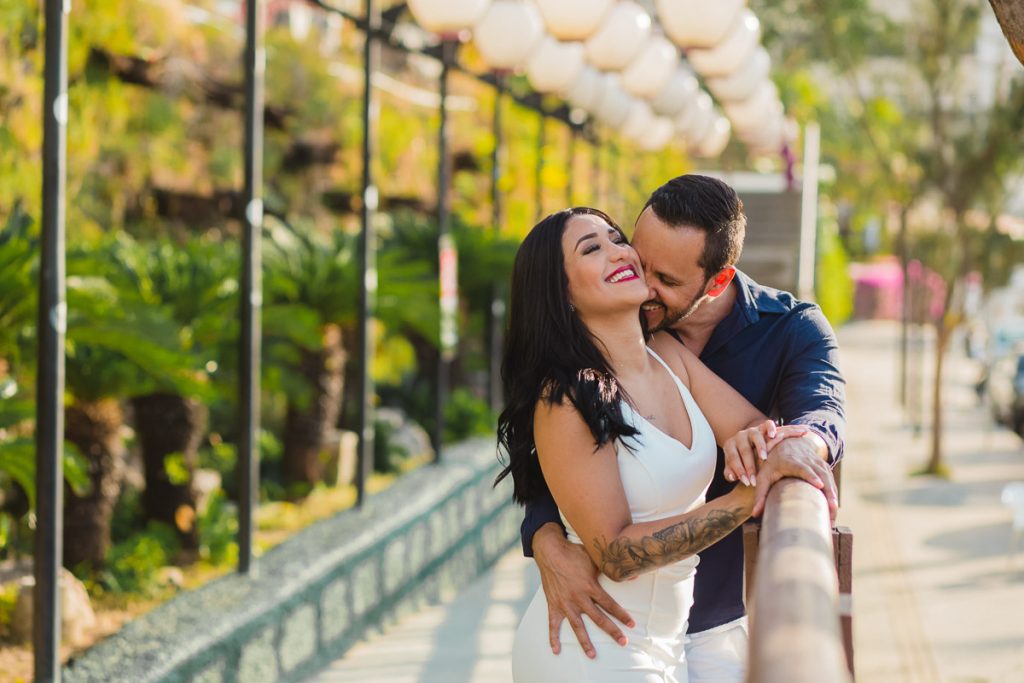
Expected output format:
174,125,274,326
622,348,698,451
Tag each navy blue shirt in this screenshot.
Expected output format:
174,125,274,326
519,270,846,633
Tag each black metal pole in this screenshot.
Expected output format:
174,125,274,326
487,75,505,412
611,141,624,222
356,0,380,506
535,111,546,221
35,1,68,679
433,38,455,463
238,0,265,575
566,127,576,207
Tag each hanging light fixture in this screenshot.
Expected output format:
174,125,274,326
584,2,652,72
676,91,715,142
687,10,761,79
565,66,605,111
692,116,732,158
621,36,678,99
650,67,699,117
525,35,586,93
723,80,779,133
534,0,615,41
591,74,633,127
472,1,544,71
406,0,492,37
621,101,656,142
637,117,676,152
656,0,745,49
706,47,771,102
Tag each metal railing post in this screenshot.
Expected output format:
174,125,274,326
487,74,505,413
433,38,455,463
238,0,265,575
356,0,380,506
35,0,70,679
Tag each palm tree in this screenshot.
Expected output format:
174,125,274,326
63,236,205,568
262,215,437,490
0,205,89,555
98,235,235,552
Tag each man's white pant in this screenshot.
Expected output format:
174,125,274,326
685,616,748,683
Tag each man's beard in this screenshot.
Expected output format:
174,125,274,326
651,288,706,332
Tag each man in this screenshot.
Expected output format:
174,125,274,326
521,174,846,682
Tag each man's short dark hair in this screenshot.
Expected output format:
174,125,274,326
642,174,746,280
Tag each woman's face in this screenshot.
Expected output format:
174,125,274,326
561,213,648,319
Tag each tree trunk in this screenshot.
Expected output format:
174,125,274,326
282,326,346,489
130,393,207,551
924,320,953,475
63,399,126,568
989,0,1024,66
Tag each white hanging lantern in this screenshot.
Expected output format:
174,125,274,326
535,0,615,41
620,36,678,99
592,74,633,128
706,47,771,102
723,81,778,132
472,1,544,71
565,66,605,110
677,91,714,141
738,108,784,151
621,101,656,142
650,67,699,117
584,2,652,72
687,10,761,79
407,0,492,36
655,0,745,49
692,116,732,158
637,117,676,152
525,35,586,93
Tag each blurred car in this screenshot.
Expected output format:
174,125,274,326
987,350,1024,437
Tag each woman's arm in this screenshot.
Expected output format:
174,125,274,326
534,396,755,582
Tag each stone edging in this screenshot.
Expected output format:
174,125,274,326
63,437,519,683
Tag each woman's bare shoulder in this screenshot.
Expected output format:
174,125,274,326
648,331,693,382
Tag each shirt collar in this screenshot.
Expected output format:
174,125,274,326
701,270,788,358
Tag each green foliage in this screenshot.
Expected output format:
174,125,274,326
0,580,19,637
197,490,238,566
815,217,854,327
443,388,496,444
373,419,411,474
64,236,213,402
0,438,90,509
0,203,36,374
100,522,181,595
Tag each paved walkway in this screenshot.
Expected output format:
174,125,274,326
308,321,1024,683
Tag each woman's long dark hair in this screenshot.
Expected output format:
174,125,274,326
495,208,640,504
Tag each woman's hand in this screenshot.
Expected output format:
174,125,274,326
723,420,809,487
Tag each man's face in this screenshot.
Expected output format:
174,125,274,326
632,207,712,332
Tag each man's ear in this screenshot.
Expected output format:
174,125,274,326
705,266,737,297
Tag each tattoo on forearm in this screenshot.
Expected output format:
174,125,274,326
595,506,747,581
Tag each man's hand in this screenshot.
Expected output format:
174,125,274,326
532,522,634,659
751,432,838,521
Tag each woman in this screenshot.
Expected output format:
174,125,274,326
497,208,803,682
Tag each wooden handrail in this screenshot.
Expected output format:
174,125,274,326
746,478,853,683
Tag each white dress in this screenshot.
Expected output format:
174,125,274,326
512,348,717,683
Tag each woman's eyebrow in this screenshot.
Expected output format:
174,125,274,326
574,232,598,250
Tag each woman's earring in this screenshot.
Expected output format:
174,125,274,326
569,302,576,313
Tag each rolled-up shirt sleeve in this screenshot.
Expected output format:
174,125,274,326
520,487,563,557
774,306,846,466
